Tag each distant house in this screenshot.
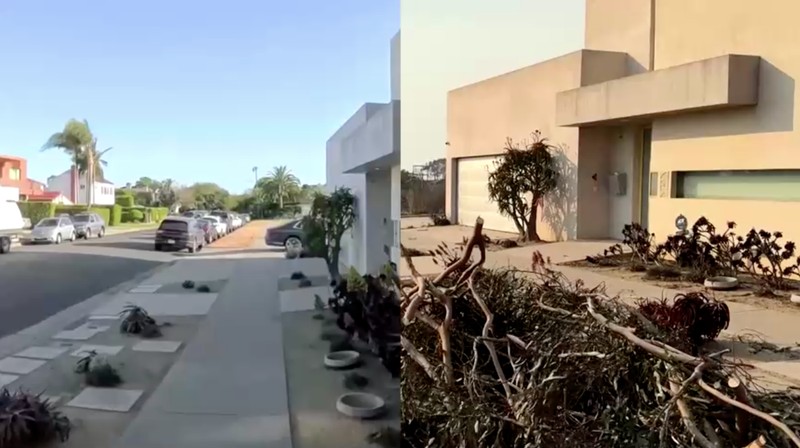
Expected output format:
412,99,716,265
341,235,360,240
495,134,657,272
27,191,73,205
46,167,115,206
0,154,47,201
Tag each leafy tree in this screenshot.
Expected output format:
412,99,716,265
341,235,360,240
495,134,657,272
487,131,559,242
41,119,112,206
421,158,446,181
303,187,356,280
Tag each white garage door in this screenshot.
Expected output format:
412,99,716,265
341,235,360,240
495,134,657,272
456,156,518,234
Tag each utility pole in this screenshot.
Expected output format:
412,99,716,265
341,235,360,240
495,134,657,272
252,166,258,185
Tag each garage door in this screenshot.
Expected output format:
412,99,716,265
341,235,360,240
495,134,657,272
456,156,518,234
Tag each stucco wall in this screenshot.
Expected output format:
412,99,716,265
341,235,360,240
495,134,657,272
446,52,583,241
647,0,800,242
584,0,653,73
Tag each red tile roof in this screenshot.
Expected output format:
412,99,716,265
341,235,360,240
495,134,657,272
26,192,62,202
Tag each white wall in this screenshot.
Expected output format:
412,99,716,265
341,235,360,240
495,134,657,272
0,186,19,202
400,0,585,170
390,164,401,263
46,172,71,201
91,182,115,206
365,170,393,274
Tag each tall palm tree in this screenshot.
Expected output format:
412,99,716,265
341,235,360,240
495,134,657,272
42,119,112,206
263,166,300,209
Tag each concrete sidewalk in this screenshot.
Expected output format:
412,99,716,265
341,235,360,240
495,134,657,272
115,256,293,448
400,240,800,384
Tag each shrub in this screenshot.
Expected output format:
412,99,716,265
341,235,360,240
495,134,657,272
740,228,800,293
115,192,135,207
290,271,306,280
620,223,658,265
109,204,122,226
429,213,451,226
121,207,145,223
75,350,122,387
182,280,195,289
119,304,160,337
196,285,211,293
0,388,71,446
17,201,55,224
148,207,169,222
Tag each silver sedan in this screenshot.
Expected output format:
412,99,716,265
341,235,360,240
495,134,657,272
25,217,76,244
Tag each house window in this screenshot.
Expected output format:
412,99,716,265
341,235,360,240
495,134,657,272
675,169,800,201
9,168,20,181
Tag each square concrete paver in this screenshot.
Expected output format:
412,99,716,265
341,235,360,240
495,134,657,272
130,284,161,293
92,294,218,317
0,356,47,375
14,346,70,360
0,373,18,387
88,314,120,320
70,345,124,357
53,323,110,341
279,286,329,313
66,387,144,412
131,340,182,353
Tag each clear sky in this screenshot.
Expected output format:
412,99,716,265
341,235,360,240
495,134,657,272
0,0,398,194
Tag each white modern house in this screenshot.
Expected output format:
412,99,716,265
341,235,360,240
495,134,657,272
326,31,401,276
46,167,115,206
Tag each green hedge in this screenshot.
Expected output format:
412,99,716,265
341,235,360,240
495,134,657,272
148,207,169,222
18,202,56,225
121,207,145,223
110,204,122,226
115,192,135,207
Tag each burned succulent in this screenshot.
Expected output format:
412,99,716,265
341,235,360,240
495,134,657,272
343,372,369,390
429,213,451,226
620,223,658,265
739,228,800,293
329,336,353,353
643,265,681,280
637,292,730,353
0,388,71,446
196,284,211,293
402,247,427,257
298,278,312,288
119,304,160,337
75,350,123,387
181,280,195,289
290,271,306,280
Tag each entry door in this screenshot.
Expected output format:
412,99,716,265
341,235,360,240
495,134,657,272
639,128,653,229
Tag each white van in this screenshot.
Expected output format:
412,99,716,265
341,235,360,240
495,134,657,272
0,200,25,254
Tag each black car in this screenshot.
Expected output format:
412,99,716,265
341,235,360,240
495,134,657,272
265,219,305,251
154,217,205,253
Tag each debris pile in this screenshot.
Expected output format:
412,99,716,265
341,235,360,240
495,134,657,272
400,218,800,448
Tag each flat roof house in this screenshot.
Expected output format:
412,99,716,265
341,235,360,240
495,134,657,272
445,0,799,243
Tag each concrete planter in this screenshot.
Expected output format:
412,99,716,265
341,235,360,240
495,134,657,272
324,350,360,369
704,276,739,291
336,393,386,419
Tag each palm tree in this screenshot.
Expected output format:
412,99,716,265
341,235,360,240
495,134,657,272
262,166,300,209
41,119,112,206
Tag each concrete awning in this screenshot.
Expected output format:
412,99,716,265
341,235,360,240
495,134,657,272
340,101,400,174
556,54,761,127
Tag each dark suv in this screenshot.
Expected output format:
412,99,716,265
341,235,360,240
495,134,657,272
154,217,205,253
72,213,106,239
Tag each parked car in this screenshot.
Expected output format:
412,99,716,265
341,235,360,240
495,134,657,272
0,200,24,254
72,212,106,239
230,213,243,229
198,217,219,243
209,210,233,231
265,219,304,250
26,216,76,245
241,213,251,223
154,217,206,253
202,215,228,236
181,210,207,219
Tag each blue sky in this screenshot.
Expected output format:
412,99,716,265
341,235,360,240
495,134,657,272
0,1,398,194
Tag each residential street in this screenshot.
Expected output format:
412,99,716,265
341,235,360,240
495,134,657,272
0,230,169,338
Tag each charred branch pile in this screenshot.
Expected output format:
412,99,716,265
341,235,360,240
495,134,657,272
399,218,800,448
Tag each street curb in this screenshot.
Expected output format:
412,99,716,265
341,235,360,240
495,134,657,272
0,260,176,360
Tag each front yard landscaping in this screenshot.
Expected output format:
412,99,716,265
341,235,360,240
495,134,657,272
567,217,800,310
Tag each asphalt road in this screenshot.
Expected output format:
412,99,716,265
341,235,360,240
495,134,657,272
0,230,166,338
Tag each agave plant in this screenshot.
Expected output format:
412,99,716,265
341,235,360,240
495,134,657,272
119,304,161,337
196,285,211,293
74,351,122,388
0,388,71,447
181,280,195,289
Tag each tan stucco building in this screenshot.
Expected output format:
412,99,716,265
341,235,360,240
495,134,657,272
446,0,800,244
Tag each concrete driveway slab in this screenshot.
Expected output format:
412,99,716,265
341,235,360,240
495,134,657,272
70,344,124,357
91,293,219,317
0,373,19,387
67,387,144,412
0,356,47,374
132,340,181,353
14,345,70,360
